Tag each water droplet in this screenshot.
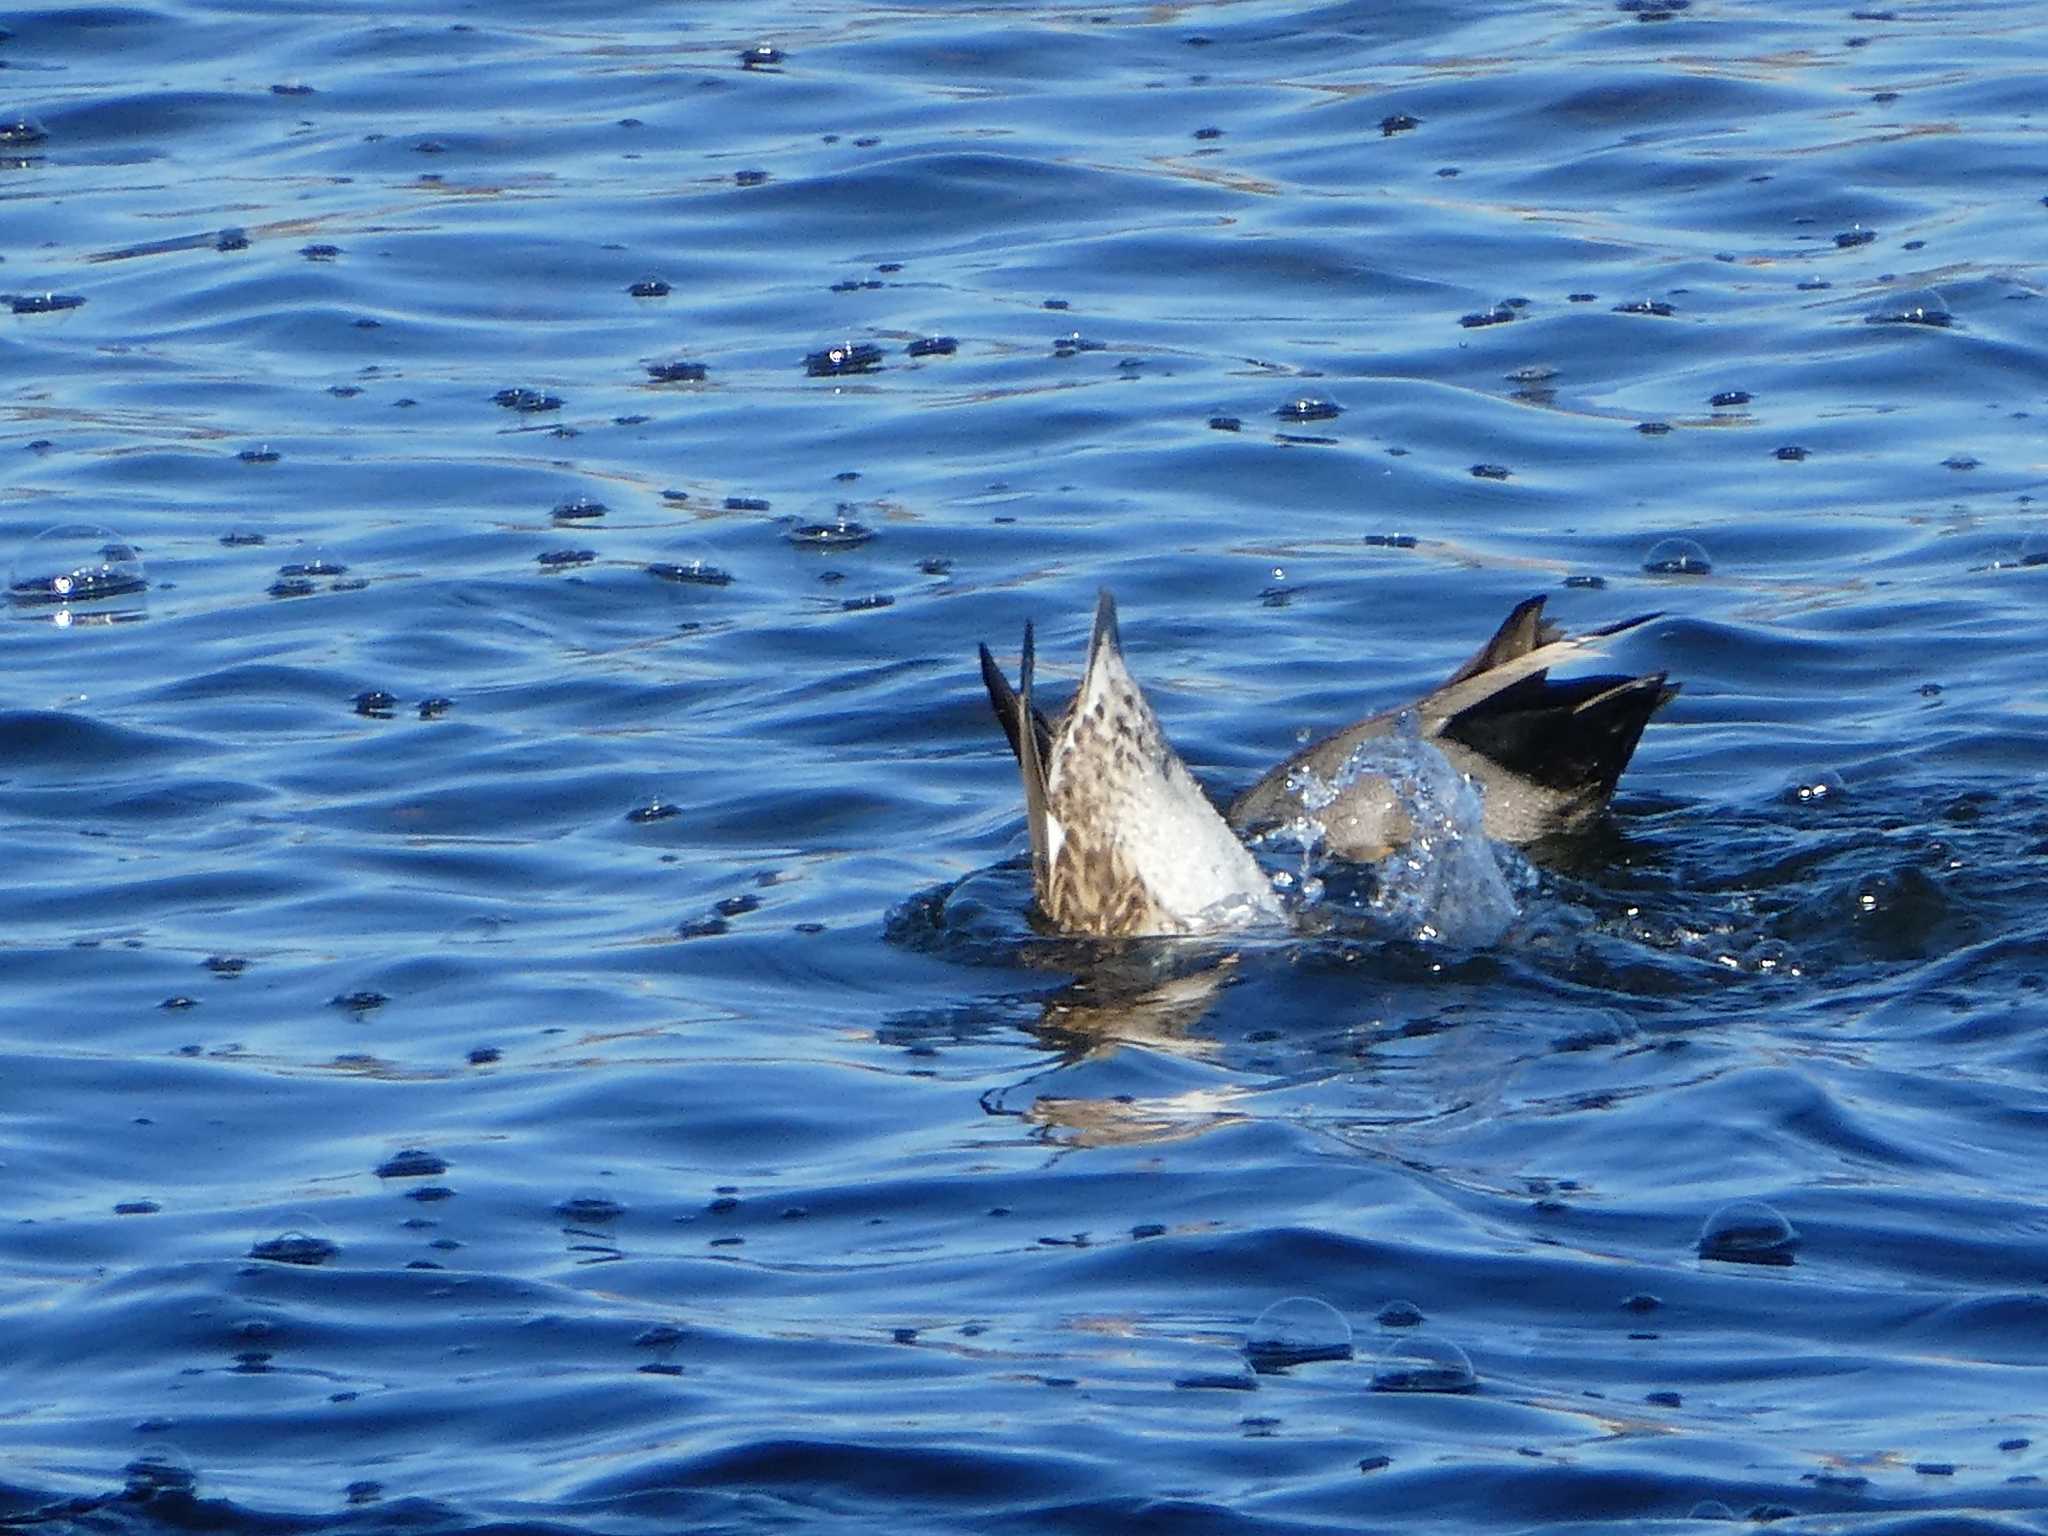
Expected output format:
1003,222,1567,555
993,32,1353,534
1642,537,1711,576
8,523,148,621
1243,1296,1353,1372
1698,1199,1799,1265
1375,1299,1425,1327
1370,1334,1476,1393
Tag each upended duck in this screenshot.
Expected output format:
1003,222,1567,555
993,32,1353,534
980,591,1674,939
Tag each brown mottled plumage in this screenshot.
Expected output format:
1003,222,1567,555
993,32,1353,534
979,592,1282,939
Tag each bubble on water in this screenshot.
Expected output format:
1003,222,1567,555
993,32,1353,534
1698,1200,1799,1265
8,523,148,622
1688,1500,1736,1520
249,1228,339,1266
805,341,884,377
648,558,734,587
787,507,875,549
376,1147,448,1179
2006,529,2048,569
1375,1298,1425,1328
1459,302,1516,329
1243,1296,1353,1373
1370,1333,1476,1393
1783,768,1846,806
1742,937,1800,977
124,1449,197,1497
0,113,49,147
1276,396,1342,422
557,1193,624,1224
1642,537,1711,576
1866,287,1950,327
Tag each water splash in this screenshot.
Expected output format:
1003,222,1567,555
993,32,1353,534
1264,716,1518,947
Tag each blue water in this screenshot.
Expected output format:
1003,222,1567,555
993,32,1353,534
4,1,2047,1531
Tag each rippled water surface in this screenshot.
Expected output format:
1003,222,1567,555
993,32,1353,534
4,1,2047,1531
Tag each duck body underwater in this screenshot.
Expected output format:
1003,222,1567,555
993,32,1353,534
979,591,1674,940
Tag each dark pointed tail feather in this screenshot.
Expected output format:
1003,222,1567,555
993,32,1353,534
1583,609,1665,641
979,641,1026,761
1443,599,1667,690
980,623,1052,883
1014,621,1050,882
1086,588,1121,673
1441,670,1677,798
1442,595,1561,687
978,634,1053,768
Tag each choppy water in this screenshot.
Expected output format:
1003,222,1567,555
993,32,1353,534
4,1,2047,1532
